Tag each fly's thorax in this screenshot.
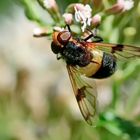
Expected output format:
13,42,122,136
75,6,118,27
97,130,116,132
62,41,92,67
79,49,103,77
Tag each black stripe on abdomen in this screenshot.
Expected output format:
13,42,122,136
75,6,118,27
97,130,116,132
91,52,117,79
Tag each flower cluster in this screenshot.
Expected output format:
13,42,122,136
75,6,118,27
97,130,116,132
62,0,134,32
63,4,101,32
64,0,134,32
34,0,134,36
74,4,92,32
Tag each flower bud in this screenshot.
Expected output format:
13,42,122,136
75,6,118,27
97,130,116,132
33,28,48,37
63,13,73,25
91,14,101,27
106,0,134,14
106,0,124,14
43,0,61,22
43,0,58,10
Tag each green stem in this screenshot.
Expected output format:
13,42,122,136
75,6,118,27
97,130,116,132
19,0,46,25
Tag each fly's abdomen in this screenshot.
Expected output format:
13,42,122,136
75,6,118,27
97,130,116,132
92,52,117,78
79,49,103,77
79,51,116,79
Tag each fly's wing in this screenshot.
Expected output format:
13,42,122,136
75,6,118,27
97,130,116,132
94,42,140,59
67,65,98,125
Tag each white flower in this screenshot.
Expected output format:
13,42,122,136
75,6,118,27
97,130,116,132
33,27,48,37
117,0,134,11
43,0,57,9
123,0,134,11
63,13,73,25
53,26,64,32
74,4,92,32
33,28,42,35
106,0,134,14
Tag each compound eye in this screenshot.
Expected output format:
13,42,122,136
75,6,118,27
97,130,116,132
57,31,71,45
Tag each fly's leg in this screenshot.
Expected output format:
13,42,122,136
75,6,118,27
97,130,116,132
56,54,62,60
84,28,103,42
65,24,71,32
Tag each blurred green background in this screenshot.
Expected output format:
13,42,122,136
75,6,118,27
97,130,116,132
0,0,140,140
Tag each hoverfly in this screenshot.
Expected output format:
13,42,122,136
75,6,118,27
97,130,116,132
50,25,140,125
51,26,140,125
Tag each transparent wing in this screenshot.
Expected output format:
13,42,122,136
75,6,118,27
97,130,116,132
94,42,140,59
67,65,98,125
